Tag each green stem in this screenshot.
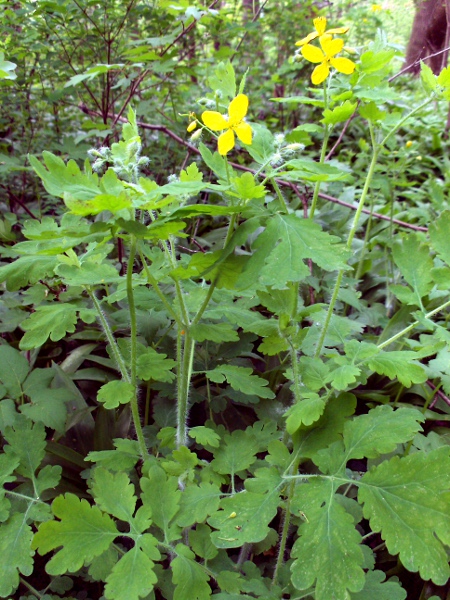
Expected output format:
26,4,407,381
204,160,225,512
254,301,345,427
314,123,378,358
138,245,184,328
380,96,433,147
19,577,44,599
88,289,130,382
377,299,450,350
126,236,148,459
309,82,330,220
177,333,195,448
271,178,289,214
272,456,301,587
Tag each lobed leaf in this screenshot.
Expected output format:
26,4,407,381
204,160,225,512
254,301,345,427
358,447,450,584
32,493,118,574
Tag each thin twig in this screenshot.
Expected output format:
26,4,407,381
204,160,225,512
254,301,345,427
427,380,450,409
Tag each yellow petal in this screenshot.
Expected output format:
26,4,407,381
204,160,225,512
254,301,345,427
327,26,350,35
187,121,197,132
234,121,252,146
330,56,356,75
320,36,344,58
311,62,330,85
228,94,248,123
313,16,327,35
295,32,318,46
202,110,228,131
301,43,325,64
218,129,235,155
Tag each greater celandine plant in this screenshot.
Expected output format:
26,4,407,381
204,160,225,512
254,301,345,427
2,16,450,600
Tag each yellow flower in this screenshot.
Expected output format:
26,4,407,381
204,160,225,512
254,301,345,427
201,94,252,156
370,4,383,12
405,140,413,148
295,16,349,47
301,34,356,85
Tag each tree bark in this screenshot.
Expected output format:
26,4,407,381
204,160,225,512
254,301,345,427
404,0,449,74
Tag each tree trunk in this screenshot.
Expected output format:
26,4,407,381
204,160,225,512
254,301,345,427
404,0,449,74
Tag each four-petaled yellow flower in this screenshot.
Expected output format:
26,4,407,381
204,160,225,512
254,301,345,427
295,16,349,47
301,34,356,85
201,94,252,156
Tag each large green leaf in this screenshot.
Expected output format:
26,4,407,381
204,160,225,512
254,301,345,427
343,405,424,460
211,429,258,475
19,304,79,350
367,350,427,387
0,513,34,597
358,447,450,584
429,210,450,266
291,480,365,600
141,465,181,540
392,234,433,305
176,482,222,527
206,365,274,399
172,543,211,600
236,214,349,289
32,493,118,574
104,545,158,600
0,255,58,291
350,570,406,600
0,344,30,400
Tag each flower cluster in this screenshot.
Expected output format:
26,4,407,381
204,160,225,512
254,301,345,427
296,17,356,85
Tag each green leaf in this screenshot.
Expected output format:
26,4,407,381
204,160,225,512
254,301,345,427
232,172,266,202
359,49,395,73
291,480,365,600
0,453,19,521
141,466,181,539
0,513,34,597
367,351,427,387
343,405,424,460
32,493,117,574
322,100,357,125
176,482,222,527
29,152,100,201
392,234,433,304
429,210,450,266
420,61,437,95
64,191,132,216
56,261,121,286
283,159,349,182
172,543,211,600
19,304,79,350
350,570,406,600
211,429,258,475
208,61,236,100
3,420,46,479
359,101,386,122
237,214,349,289
285,394,326,434
21,368,71,431
190,323,239,343
0,344,30,400
189,426,221,448
91,468,137,522
359,447,450,584
104,545,157,600
97,381,135,409
206,365,274,399
208,482,281,549
189,524,218,560
0,255,58,291
136,347,176,383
